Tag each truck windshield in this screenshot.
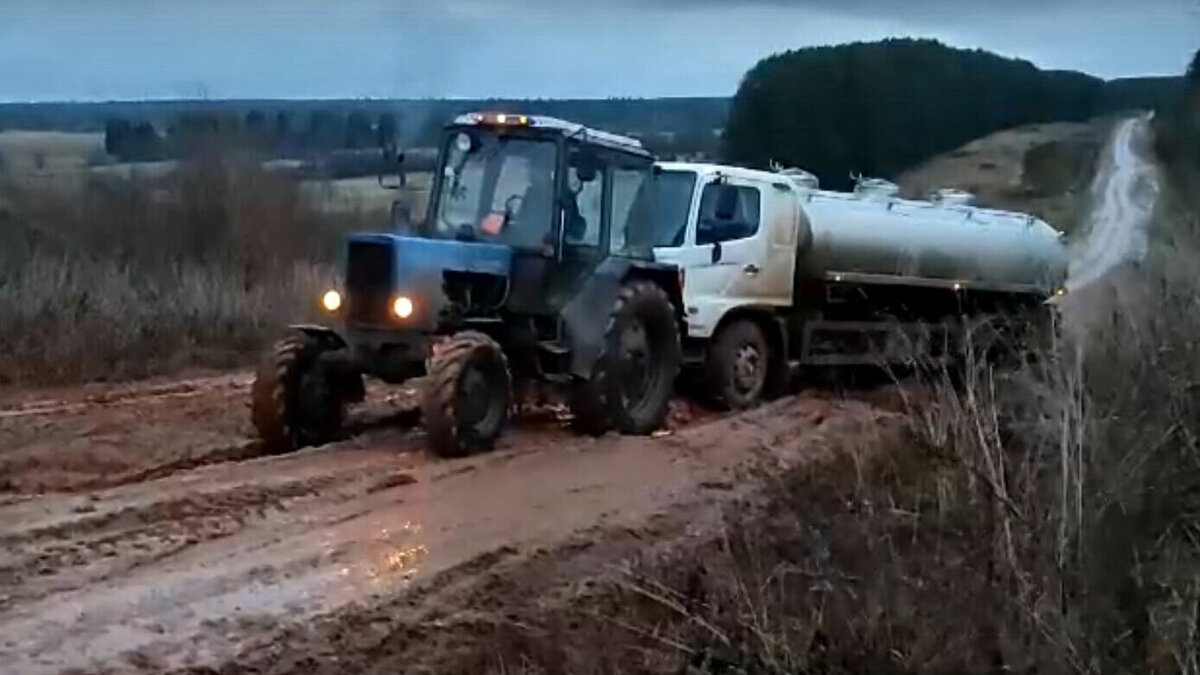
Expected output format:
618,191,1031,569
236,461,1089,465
614,169,698,254
650,170,698,248
430,132,557,250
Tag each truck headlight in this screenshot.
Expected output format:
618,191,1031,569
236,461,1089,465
393,296,414,319
322,290,342,312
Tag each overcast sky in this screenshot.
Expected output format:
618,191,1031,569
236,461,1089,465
0,0,1196,102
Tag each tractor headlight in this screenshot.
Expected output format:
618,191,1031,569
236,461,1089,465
393,296,414,319
322,290,342,312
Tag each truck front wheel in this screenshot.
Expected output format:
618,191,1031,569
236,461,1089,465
422,331,511,457
251,332,352,453
570,280,681,436
707,319,770,410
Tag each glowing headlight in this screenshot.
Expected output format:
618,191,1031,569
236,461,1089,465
321,290,342,312
393,296,414,319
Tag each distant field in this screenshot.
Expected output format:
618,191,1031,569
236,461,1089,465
89,160,178,180
300,172,432,217
0,130,105,175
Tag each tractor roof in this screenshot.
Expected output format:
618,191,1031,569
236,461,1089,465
451,112,650,157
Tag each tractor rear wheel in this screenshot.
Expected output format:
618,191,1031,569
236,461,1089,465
251,332,351,454
570,280,680,436
422,331,511,457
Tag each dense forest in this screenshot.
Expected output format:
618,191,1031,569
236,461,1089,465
724,38,1183,189
1154,49,1200,185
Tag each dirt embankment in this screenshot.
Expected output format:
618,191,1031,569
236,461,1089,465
0,370,900,674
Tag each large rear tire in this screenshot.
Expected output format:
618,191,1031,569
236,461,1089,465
422,331,511,457
706,319,770,410
251,332,350,454
570,280,681,436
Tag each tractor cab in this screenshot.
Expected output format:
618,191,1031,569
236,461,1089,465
417,113,664,316
336,113,663,337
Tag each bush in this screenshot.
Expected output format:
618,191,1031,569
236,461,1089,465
0,152,378,385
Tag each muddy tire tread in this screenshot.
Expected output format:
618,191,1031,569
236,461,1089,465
251,333,313,454
422,331,510,457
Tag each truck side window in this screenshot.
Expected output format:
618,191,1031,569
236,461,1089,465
696,184,760,245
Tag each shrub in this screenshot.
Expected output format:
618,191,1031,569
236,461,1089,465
0,152,378,385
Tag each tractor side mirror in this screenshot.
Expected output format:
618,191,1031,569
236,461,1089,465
711,241,723,264
572,149,600,183
378,145,407,191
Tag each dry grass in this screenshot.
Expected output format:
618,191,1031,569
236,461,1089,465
465,183,1200,674
0,150,379,385
0,130,105,175
896,119,1105,235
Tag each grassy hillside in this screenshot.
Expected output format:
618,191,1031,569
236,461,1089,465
896,119,1110,233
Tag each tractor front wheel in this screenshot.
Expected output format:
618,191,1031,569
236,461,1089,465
422,331,511,457
251,332,353,454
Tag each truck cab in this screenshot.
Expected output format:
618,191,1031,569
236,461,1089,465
652,162,801,408
652,162,801,340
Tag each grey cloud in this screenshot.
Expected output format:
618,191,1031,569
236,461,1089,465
0,0,1194,101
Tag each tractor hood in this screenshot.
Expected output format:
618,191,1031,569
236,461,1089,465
343,233,513,329
352,233,513,277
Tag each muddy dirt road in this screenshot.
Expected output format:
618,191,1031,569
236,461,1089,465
0,372,896,674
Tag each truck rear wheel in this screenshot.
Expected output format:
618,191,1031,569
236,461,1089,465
422,331,511,457
570,280,680,436
251,332,350,454
707,319,770,410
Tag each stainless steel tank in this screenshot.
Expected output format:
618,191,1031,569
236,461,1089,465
790,176,1068,295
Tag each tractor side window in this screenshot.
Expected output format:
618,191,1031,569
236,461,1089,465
565,149,605,248
696,184,760,246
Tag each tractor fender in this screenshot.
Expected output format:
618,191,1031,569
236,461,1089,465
287,324,349,351
561,258,682,379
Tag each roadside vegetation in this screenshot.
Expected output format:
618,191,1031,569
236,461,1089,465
0,147,387,385
458,55,1200,675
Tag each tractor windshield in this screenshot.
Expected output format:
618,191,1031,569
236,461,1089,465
430,131,557,250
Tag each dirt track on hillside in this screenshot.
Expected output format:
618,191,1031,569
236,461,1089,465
0,371,899,674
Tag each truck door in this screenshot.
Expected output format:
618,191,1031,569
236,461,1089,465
683,177,794,336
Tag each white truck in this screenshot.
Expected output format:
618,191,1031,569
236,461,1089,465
650,162,1069,409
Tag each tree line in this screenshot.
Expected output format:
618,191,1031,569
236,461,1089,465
723,38,1183,190
103,110,400,162
1153,48,1200,183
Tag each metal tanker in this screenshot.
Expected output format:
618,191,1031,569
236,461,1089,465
652,162,1068,409
780,169,1068,297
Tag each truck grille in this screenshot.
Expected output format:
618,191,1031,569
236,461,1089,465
345,240,395,325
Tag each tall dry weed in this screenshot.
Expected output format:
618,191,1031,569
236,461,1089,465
0,153,376,385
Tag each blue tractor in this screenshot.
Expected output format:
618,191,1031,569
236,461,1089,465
251,113,683,456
